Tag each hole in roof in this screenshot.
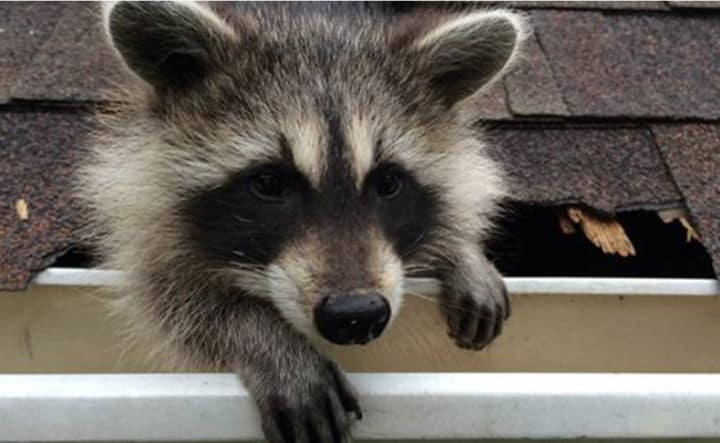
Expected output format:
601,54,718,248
48,205,716,279
51,247,96,268
486,203,716,278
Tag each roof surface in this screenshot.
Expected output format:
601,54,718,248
1,1,719,289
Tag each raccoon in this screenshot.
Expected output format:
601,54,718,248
81,2,526,442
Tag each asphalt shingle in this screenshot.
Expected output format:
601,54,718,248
652,124,720,275
0,111,93,290
0,2,718,283
534,11,720,118
10,2,127,102
486,125,684,212
504,33,569,116
0,2,66,102
510,1,669,10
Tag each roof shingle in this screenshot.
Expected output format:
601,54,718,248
10,3,126,102
0,111,93,290
0,1,718,284
504,33,569,116
486,125,685,212
651,124,720,275
0,2,66,103
533,11,720,118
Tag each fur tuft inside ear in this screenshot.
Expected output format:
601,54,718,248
103,1,236,90
411,10,528,107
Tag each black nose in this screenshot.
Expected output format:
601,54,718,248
313,293,391,345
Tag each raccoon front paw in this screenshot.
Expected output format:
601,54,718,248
445,272,510,351
257,360,362,443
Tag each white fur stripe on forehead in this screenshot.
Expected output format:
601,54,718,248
346,115,377,188
283,118,326,187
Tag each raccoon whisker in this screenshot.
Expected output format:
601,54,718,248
400,232,426,259
230,251,263,265
402,263,436,274
407,291,502,319
226,261,266,272
233,215,253,224
405,291,440,305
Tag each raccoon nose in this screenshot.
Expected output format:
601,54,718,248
313,293,391,345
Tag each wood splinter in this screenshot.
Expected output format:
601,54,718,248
657,208,701,243
560,206,637,257
15,199,29,221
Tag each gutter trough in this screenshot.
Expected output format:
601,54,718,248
0,268,717,442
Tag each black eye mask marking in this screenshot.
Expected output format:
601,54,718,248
365,162,440,258
182,120,441,269
183,161,310,265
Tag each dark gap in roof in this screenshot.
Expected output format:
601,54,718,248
50,247,96,269
48,205,715,279
486,203,716,278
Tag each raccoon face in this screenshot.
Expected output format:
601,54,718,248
103,1,524,345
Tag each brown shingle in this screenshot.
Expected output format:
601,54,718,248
504,33,569,116
0,2,66,103
10,2,127,102
651,124,720,275
509,1,669,10
471,80,512,120
0,111,92,290
534,11,720,118
667,1,720,9
486,125,684,212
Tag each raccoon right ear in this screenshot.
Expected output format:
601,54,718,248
402,10,527,107
103,1,236,90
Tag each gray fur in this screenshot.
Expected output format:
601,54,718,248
81,2,526,442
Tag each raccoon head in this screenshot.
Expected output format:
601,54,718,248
99,1,525,346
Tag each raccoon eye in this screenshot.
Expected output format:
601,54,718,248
250,171,287,201
376,168,404,199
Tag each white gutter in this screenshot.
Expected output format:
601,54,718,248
1,373,719,442
9,269,720,441
32,267,720,296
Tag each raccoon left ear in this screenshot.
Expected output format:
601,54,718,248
103,1,237,91
407,10,527,107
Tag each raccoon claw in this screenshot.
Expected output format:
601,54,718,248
259,360,361,443
446,278,509,351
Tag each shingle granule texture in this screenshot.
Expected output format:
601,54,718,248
504,34,569,116
667,1,720,9
0,111,93,290
0,2,66,102
652,124,720,275
510,1,669,10
10,3,126,102
534,11,720,118
472,80,512,120
486,126,684,213
1,2,719,284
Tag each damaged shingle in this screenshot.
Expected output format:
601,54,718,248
651,124,720,276
486,125,685,213
0,111,93,290
0,2,719,284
